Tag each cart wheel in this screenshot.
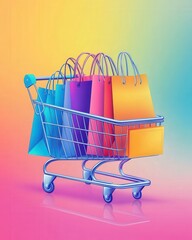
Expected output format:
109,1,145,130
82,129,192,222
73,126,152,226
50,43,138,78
85,176,92,185
132,191,142,200
103,194,113,204
42,182,55,193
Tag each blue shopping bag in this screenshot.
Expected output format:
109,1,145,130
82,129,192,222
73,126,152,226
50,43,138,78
28,72,66,157
60,55,93,157
43,89,60,157
61,80,76,157
28,87,50,157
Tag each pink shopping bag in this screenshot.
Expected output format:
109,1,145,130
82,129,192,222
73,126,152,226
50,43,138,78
86,75,105,156
86,53,116,156
103,76,115,156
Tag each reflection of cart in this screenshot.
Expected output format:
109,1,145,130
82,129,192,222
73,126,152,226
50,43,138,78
24,74,164,203
43,194,150,226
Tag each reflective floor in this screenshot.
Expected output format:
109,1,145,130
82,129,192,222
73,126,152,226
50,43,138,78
1,151,192,240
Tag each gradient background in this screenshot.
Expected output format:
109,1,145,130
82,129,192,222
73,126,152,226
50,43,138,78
1,0,192,239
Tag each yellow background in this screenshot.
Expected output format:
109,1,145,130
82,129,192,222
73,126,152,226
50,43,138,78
1,0,192,169
1,0,160,159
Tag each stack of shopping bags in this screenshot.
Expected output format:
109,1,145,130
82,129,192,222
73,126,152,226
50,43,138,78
28,52,164,159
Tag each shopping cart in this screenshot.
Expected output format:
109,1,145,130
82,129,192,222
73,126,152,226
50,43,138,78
24,74,164,203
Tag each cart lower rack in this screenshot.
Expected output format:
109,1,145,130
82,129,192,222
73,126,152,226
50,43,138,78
24,74,164,203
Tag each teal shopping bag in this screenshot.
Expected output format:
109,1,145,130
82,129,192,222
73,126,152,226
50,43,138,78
28,72,65,157
43,88,60,157
45,83,67,158
28,70,73,158
28,87,50,157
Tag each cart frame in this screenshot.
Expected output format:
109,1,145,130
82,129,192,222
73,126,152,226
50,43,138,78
24,74,164,203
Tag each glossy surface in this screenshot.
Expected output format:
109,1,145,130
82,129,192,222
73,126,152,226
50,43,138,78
1,152,192,239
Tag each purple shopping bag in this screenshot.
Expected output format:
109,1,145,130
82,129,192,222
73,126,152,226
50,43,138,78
70,79,92,156
68,53,96,157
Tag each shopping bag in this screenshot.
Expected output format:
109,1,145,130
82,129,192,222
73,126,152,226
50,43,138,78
50,62,76,158
62,53,92,157
28,71,67,157
102,76,116,156
86,53,116,156
112,74,155,119
28,87,51,157
44,71,70,157
61,79,76,157
70,79,92,156
68,53,95,156
86,74,105,156
112,52,156,157
50,66,76,158
103,56,117,156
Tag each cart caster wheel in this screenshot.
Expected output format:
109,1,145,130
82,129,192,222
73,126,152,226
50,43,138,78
103,194,113,203
85,176,92,185
132,191,142,200
42,182,55,193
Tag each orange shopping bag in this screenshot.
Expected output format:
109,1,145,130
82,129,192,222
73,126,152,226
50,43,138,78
112,52,157,157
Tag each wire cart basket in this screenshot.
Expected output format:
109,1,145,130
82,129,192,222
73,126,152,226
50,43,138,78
24,74,164,203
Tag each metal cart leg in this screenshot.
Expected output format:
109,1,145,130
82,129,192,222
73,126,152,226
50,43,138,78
43,174,56,193
82,159,93,184
103,187,115,203
132,186,144,200
83,169,92,184
82,159,151,202
119,160,151,200
41,158,151,202
42,159,57,193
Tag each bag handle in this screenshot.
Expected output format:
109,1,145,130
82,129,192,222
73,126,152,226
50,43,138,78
117,52,142,85
46,62,74,92
75,52,96,83
61,60,78,85
90,53,108,77
74,52,94,80
46,70,63,94
59,62,74,78
90,53,118,79
103,54,118,76
63,57,82,79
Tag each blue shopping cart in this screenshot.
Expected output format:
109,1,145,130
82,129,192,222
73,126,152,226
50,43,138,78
24,74,164,203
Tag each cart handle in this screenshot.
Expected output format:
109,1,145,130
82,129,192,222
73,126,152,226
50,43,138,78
24,74,75,88
24,74,36,88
